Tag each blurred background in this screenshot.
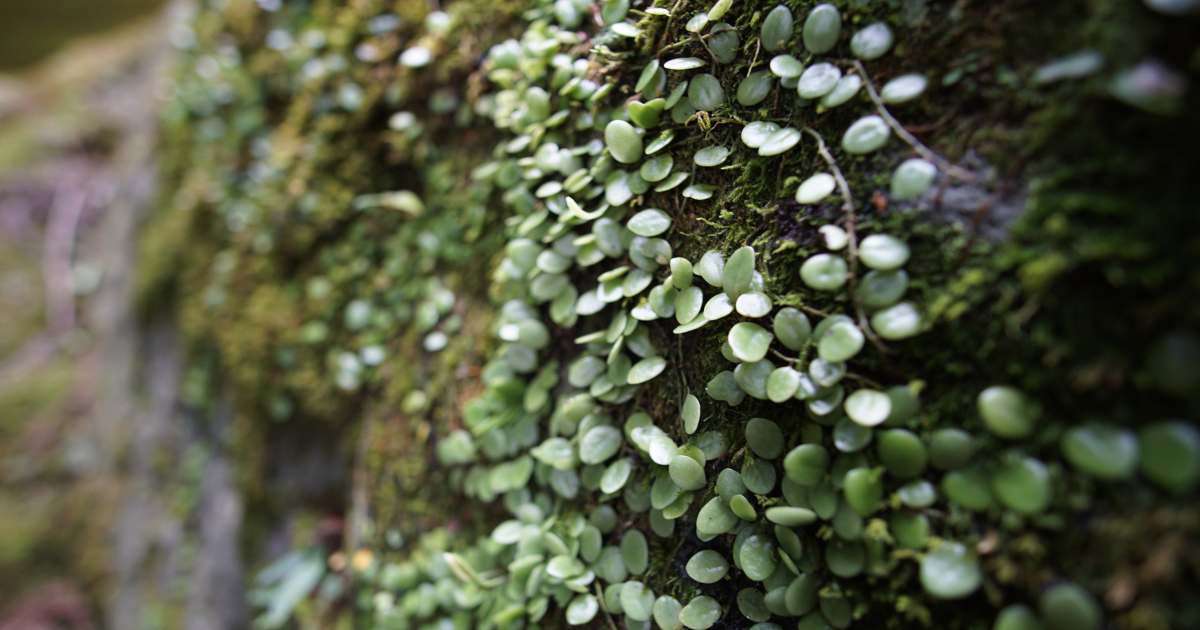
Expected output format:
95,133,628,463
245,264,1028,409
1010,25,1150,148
0,0,167,71
1,1,168,628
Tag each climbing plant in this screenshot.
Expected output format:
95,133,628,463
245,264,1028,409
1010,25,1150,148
145,0,1199,629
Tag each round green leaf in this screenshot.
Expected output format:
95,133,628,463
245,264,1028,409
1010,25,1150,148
1138,420,1200,492
689,74,726,111
767,367,802,402
858,234,910,270
581,425,623,464
739,534,778,581
881,74,928,104
670,454,707,491
758,127,802,156
601,458,634,494
622,581,657,621
841,115,890,154
797,62,841,99
741,121,780,148
850,22,893,60
682,394,702,434
760,5,794,51
707,370,746,406
796,173,836,204
622,529,650,575
765,506,817,527
628,208,673,237
832,416,873,453
842,467,882,516
739,588,771,622
802,3,841,54
736,292,773,317
606,119,644,163
742,457,777,494
737,71,775,106
628,356,668,384
773,308,812,350
704,293,735,320
977,385,1040,439
679,596,722,630
897,480,937,508
746,418,785,459
817,320,864,362
730,494,757,520
686,550,730,584
567,595,600,625
991,456,1051,514
891,158,937,199
941,468,994,511
695,146,732,166
696,496,739,536
786,574,818,616
891,511,930,549
1040,583,1102,630
871,302,921,340
930,428,974,470
860,269,909,308
784,444,829,485
665,57,705,70
696,251,725,287
824,538,864,578
800,254,848,290
1061,423,1139,480
723,245,756,299
920,541,982,600
654,595,684,630
770,54,804,78
877,429,927,478
706,23,739,63
844,389,891,427
640,154,674,182
819,75,862,108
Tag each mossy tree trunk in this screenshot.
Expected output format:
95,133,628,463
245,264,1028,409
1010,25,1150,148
108,0,1200,629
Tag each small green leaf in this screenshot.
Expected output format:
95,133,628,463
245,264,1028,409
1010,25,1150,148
628,208,673,236
920,542,982,600
741,121,780,148
881,74,928,104
758,127,802,156
844,389,892,427
686,550,730,584
760,5,794,51
665,57,706,70
723,246,756,299
850,22,893,60
688,73,726,111
695,146,732,166
769,54,804,78
737,70,775,106
797,62,841,99
728,322,773,363
841,115,891,154
628,356,668,384
605,120,644,163
802,3,842,54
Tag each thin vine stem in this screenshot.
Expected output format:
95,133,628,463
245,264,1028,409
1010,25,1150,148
659,25,742,53
853,60,976,183
655,0,687,55
802,127,891,356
